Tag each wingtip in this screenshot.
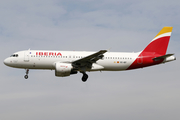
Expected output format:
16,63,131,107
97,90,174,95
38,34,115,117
102,50,108,52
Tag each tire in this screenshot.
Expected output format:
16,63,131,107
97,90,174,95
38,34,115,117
82,73,88,82
24,75,28,79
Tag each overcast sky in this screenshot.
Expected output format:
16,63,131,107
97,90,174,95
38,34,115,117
0,0,180,120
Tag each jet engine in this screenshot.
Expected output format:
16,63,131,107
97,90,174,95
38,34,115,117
55,63,77,77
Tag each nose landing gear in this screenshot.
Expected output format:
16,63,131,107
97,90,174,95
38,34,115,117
24,69,29,79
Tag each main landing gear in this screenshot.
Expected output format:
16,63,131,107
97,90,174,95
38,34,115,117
82,72,88,82
24,69,29,79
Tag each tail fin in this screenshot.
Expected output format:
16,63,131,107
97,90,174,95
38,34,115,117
142,27,173,55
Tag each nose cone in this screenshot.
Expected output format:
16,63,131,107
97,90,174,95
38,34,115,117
4,58,8,65
4,58,10,66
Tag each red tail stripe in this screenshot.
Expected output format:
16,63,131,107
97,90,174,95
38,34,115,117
142,36,170,55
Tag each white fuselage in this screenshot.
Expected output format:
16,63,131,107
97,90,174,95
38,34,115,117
4,50,140,71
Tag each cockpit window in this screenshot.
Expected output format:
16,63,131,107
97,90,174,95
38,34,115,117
10,54,18,57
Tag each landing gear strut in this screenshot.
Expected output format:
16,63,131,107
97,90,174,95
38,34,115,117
24,69,29,79
82,72,88,82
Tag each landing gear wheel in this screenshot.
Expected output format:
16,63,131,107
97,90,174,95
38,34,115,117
82,73,88,82
24,69,29,79
24,75,28,79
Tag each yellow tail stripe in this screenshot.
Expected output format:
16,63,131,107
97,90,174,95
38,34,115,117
154,26,173,38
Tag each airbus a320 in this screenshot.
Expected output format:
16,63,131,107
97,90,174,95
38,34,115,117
4,27,176,82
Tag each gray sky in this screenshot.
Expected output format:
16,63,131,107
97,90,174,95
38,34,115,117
0,0,180,120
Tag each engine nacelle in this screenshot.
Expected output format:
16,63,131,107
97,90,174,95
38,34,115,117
55,63,73,77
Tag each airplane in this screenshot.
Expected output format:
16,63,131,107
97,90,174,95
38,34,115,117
4,27,176,82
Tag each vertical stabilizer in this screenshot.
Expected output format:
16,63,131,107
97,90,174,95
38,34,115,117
142,27,173,55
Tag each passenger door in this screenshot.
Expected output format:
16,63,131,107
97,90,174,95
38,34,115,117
24,51,29,62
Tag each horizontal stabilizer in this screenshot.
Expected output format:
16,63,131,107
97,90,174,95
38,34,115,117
153,54,174,61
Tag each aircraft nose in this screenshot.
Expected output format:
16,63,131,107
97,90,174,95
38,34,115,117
4,58,10,66
4,59,7,65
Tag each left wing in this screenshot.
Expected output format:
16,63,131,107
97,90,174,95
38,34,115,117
72,50,107,70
